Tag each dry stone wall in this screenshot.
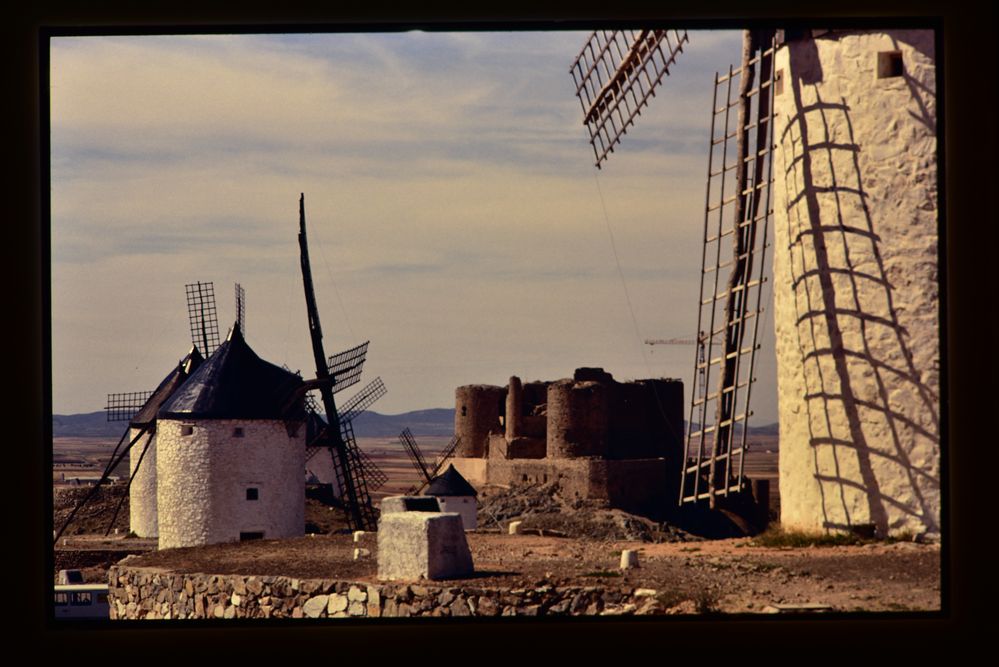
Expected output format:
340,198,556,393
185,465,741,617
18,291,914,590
771,30,939,537
108,565,673,619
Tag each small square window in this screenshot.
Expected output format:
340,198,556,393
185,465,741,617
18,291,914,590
181,425,194,436
877,51,904,78
233,427,244,438
774,68,784,96
246,488,259,501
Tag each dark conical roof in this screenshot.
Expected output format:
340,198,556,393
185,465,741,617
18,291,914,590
424,464,477,497
158,322,305,421
129,347,204,428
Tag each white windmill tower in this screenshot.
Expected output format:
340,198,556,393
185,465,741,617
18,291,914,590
569,26,939,539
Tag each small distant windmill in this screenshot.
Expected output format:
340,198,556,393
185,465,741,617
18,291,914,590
397,427,461,493
297,194,385,532
571,28,777,509
56,281,244,541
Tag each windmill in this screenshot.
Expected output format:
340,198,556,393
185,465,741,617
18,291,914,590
296,194,385,532
397,427,461,493
56,281,243,541
571,28,778,510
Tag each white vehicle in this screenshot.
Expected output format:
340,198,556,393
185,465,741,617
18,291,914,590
54,584,110,619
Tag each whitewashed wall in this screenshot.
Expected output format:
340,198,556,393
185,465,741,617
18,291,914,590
771,29,940,537
128,427,158,538
156,419,305,549
437,496,478,530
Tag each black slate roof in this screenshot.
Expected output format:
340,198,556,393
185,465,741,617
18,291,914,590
423,464,478,497
158,323,305,421
130,347,204,428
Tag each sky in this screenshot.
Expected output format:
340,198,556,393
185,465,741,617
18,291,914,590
49,29,781,423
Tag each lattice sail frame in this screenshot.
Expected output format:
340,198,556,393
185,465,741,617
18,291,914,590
680,34,777,507
234,283,246,336
570,29,689,168
304,377,389,494
327,341,369,395
185,281,220,357
105,391,153,422
399,427,432,482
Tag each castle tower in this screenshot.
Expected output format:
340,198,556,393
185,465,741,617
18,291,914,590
126,347,203,538
770,29,939,538
155,323,307,549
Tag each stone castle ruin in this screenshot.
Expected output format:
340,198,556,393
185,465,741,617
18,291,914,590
450,368,684,517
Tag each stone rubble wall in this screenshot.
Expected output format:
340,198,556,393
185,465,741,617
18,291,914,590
108,565,672,619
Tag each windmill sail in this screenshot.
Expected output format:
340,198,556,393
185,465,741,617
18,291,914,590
680,30,778,508
186,281,221,356
297,194,379,531
570,29,689,167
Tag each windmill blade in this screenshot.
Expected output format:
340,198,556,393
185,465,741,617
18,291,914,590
105,391,153,422
398,427,433,483
234,282,246,336
570,29,689,168
429,434,461,479
327,340,369,395
339,377,386,425
341,420,388,493
679,31,777,508
185,281,221,356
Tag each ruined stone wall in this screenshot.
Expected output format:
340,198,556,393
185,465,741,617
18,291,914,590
108,565,669,619
607,379,684,460
156,419,305,549
485,458,672,516
454,385,506,458
128,427,158,538
547,380,610,458
520,381,550,439
771,30,939,537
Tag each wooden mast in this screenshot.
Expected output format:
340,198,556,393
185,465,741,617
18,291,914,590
297,193,365,530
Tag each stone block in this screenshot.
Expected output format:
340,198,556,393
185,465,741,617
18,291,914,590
381,495,442,514
378,512,474,581
303,595,328,618
620,550,639,569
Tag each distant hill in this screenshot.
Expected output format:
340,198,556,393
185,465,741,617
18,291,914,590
51,409,457,439
53,409,778,442
52,411,122,438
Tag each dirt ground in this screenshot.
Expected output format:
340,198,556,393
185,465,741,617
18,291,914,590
52,439,940,614
118,531,939,614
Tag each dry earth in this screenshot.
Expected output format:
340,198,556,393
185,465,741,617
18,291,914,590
118,531,940,614
52,436,940,614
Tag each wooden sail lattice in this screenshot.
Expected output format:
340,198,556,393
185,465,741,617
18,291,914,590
679,32,777,507
104,391,153,422
186,281,220,356
570,29,689,168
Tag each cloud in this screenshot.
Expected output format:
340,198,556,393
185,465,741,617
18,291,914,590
48,30,775,419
